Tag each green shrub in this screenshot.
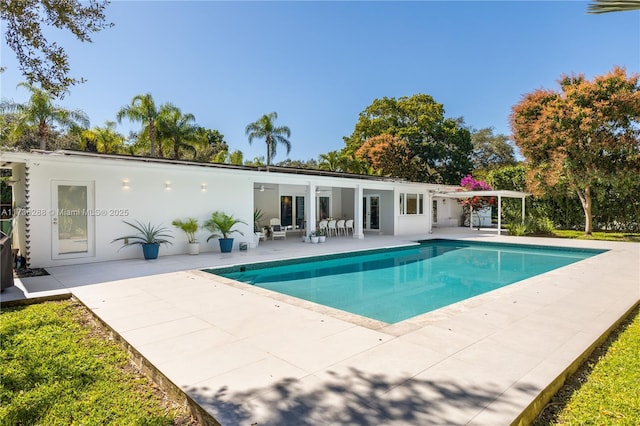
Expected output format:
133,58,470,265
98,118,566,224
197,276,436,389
507,222,529,236
507,216,555,236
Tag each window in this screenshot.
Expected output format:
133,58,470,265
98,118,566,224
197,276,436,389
400,193,424,215
406,194,418,214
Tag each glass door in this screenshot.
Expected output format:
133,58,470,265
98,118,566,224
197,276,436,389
51,181,95,259
362,195,380,230
317,196,330,220
280,196,293,227
295,196,305,230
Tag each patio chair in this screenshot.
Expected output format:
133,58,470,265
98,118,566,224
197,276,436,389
269,218,287,240
336,219,346,236
328,220,338,237
319,220,328,236
345,219,354,236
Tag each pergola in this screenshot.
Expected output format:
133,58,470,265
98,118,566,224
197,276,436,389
437,190,531,235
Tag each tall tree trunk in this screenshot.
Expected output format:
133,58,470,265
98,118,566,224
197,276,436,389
149,120,156,157
576,186,593,235
173,139,180,160
266,138,271,166
38,121,48,150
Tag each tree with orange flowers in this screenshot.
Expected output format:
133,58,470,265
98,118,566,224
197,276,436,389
511,67,640,235
355,134,426,180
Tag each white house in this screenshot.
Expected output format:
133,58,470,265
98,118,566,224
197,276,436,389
0,150,464,268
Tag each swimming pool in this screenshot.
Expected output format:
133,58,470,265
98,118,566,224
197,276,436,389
205,240,606,324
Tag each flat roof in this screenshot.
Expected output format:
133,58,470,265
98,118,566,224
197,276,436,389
437,189,531,199
2,149,415,183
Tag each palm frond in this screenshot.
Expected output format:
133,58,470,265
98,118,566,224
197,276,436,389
588,0,640,13
203,211,246,240
112,220,173,249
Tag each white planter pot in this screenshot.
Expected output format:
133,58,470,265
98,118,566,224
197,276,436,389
188,242,200,255
310,236,319,244
318,236,326,243
250,232,261,248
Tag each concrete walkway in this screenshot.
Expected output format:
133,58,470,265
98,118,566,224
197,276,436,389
2,230,639,425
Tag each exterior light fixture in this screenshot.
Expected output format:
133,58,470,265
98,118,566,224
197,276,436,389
201,183,207,191
165,182,172,191
122,179,130,189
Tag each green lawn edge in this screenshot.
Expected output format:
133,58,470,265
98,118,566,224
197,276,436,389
535,306,640,425
0,300,195,425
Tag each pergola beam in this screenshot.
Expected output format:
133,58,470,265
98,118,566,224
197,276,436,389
436,190,531,235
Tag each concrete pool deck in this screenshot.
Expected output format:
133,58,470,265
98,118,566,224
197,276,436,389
3,230,639,425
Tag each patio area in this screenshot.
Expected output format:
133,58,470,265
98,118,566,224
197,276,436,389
2,229,639,425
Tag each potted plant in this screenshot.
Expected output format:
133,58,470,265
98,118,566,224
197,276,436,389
317,227,327,243
262,225,272,239
172,217,200,255
204,211,247,253
253,208,265,247
310,230,319,244
112,220,173,260
254,208,264,232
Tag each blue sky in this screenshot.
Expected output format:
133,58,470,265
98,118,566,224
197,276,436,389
1,1,639,163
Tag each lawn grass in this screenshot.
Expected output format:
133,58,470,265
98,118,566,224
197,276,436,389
551,229,640,242
535,306,640,425
0,300,195,425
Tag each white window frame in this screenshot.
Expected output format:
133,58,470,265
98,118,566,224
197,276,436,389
400,192,424,215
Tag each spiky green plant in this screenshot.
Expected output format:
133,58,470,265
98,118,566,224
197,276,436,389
111,220,173,249
204,211,246,241
253,208,264,232
171,218,199,243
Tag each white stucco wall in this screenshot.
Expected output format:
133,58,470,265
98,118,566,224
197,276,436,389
396,187,430,236
340,188,355,219
254,187,279,226
3,151,464,267
433,197,463,227
22,155,255,267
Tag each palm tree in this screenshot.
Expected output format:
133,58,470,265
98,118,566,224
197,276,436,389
80,121,125,154
0,82,89,150
245,112,291,166
156,104,197,160
116,93,159,157
588,0,640,13
318,150,345,172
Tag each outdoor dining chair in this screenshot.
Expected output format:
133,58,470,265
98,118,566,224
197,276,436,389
319,220,328,235
345,219,354,236
328,220,338,237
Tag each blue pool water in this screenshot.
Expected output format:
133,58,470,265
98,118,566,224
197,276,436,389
205,240,605,324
